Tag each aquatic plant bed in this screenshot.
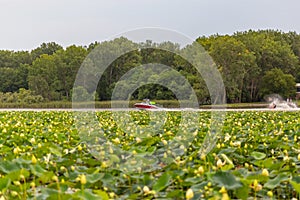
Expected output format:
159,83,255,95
0,111,299,199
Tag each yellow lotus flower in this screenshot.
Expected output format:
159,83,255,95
112,138,120,144
30,138,36,144
267,191,273,197
219,186,227,193
52,175,58,182
252,179,262,191
222,193,230,200
31,155,37,164
198,166,204,175
217,159,225,169
143,186,150,195
186,188,194,200
261,168,269,177
13,147,20,154
136,137,142,143
80,174,87,185
30,182,35,188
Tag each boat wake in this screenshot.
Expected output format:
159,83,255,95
266,94,298,109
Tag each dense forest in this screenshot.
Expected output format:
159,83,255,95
0,30,300,104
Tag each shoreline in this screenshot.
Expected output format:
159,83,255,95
0,107,299,112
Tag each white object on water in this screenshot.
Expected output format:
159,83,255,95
269,98,297,109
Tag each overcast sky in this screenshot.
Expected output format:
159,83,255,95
1,0,300,50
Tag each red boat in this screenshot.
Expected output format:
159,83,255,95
134,99,160,110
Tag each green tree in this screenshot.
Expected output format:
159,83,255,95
0,50,14,68
0,68,17,92
87,41,100,52
72,86,93,102
260,68,296,99
0,65,28,92
234,30,300,101
93,37,141,100
28,54,60,100
173,43,213,104
12,51,32,67
209,36,257,102
55,45,87,100
31,42,63,61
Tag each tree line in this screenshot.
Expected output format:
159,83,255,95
0,29,299,104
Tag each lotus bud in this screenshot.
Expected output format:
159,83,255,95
198,166,204,174
219,186,227,193
186,188,194,200
261,169,269,177
143,186,150,194
31,155,37,164
80,174,87,185
217,159,223,168
267,191,273,197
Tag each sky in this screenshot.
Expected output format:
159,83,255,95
1,0,300,50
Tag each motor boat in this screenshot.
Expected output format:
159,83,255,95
268,98,297,109
134,99,160,110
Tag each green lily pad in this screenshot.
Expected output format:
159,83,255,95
0,177,10,190
153,172,172,192
75,189,106,200
0,161,21,173
6,168,30,181
291,176,300,194
92,190,110,200
265,173,289,189
86,173,103,184
212,171,243,190
30,164,47,177
250,151,266,160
